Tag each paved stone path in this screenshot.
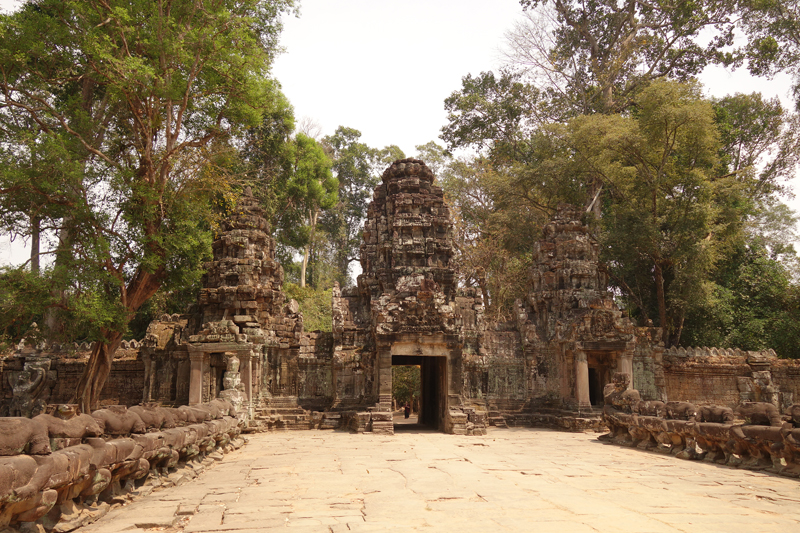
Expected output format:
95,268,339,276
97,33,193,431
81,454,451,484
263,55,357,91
80,428,800,533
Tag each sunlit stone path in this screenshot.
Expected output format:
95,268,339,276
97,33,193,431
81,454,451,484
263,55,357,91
79,428,800,533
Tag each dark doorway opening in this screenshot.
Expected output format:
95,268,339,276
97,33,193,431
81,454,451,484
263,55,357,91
392,365,420,426
392,355,447,431
588,367,602,406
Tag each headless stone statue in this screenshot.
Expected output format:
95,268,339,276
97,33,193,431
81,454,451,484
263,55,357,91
9,358,55,418
219,355,248,421
600,372,641,444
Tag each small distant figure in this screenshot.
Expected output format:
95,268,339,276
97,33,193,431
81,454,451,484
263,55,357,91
404,402,411,419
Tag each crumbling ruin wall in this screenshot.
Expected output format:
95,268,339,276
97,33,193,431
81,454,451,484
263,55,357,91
514,205,647,412
53,359,144,407
332,286,374,408
663,354,747,407
771,364,800,404
296,331,334,410
662,347,800,409
0,348,146,415
632,328,666,402
462,324,526,409
141,316,191,406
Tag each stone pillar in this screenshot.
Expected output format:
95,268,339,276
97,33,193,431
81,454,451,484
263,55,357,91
247,356,254,418
617,352,634,389
141,350,153,403
575,351,591,410
378,344,392,410
189,351,205,406
241,353,253,402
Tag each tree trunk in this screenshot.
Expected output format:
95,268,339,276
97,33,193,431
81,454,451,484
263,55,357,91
653,261,669,346
670,311,685,348
30,215,40,275
72,267,163,412
300,208,319,289
300,244,309,288
74,330,122,414
44,222,73,340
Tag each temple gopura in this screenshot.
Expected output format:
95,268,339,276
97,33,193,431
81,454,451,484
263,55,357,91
3,159,799,434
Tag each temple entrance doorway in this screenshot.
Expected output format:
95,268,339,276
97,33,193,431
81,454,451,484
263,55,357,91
392,355,447,431
392,365,420,427
586,350,618,407
588,367,601,406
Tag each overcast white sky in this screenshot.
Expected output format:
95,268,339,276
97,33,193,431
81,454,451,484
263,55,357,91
271,0,526,155
0,0,797,265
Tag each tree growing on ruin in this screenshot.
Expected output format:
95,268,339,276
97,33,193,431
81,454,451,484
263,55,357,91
569,80,741,346
0,0,295,412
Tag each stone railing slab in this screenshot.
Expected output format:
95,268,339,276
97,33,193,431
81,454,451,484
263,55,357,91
0,399,244,531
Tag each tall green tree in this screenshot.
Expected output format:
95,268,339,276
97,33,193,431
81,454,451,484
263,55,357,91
0,0,294,412
239,90,297,234
442,70,546,163
569,80,741,346
740,0,800,109
712,92,800,199
511,0,738,114
320,127,404,285
284,133,338,288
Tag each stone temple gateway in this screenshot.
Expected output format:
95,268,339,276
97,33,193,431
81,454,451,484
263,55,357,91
345,159,471,433
5,159,800,434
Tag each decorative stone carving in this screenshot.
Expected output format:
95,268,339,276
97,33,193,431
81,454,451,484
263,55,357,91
9,357,55,418
357,158,460,337
220,355,248,420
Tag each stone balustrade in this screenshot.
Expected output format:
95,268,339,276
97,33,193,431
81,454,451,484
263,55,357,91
0,400,244,532
662,346,777,359
602,397,800,477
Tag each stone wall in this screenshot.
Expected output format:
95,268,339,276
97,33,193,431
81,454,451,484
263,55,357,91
662,347,800,409
462,324,526,408
297,332,334,410
0,346,146,416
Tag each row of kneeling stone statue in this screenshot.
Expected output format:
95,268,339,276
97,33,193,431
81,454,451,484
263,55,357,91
601,372,800,477
0,399,244,532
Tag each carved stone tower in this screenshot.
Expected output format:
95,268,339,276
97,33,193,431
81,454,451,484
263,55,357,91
525,204,636,409
186,187,301,412
355,158,470,433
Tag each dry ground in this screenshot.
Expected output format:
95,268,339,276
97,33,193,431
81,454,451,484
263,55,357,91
79,427,800,533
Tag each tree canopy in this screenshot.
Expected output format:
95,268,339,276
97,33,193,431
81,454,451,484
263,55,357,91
0,0,295,411
439,0,800,353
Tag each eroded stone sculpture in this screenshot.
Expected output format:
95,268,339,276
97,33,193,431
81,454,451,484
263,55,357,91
219,355,248,420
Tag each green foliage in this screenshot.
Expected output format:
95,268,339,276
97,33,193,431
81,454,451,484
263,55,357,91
438,156,547,318
442,70,544,161
740,0,800,109
278,134,336,242
320,126,402,286
682,245,800,358
0,0,295,409
0,267,54,342
392,365,421,406
513,0,738,114
283,283,333,332
569,80,744,345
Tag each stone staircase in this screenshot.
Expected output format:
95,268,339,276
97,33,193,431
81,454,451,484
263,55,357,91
487,411,508,428
250,396,312,431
